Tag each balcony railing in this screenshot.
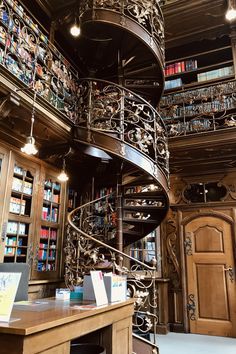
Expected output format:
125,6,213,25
160,80,236,136
0,0,80,122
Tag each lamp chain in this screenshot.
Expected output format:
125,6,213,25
30,90,37,137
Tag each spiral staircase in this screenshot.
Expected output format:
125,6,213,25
65,1,169,351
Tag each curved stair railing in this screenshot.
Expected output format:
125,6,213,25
64,0,168,348
75,78,169,188
66,193,160,339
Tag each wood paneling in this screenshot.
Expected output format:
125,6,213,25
194,226,223,252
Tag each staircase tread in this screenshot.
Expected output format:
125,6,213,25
123,218,158,224
123,205,165,210
124,191,164,197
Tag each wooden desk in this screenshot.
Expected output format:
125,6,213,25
0,299,134,354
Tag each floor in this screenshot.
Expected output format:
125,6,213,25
156,332,236,354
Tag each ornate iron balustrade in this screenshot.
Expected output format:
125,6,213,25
79,0,165,57
160,80,236,136
65,193,160,338
77,78,169,179
0,0,80,122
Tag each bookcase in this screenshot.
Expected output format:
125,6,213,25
160,35,236,135
4,158,39,265
164,36,233,90
0,144,67,282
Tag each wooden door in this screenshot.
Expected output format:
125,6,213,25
185,216,236,337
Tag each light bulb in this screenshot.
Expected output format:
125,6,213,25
226,1,236,21
70,24,80,37
57,170,69,182
21,137,38,155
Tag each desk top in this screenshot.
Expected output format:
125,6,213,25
0,299,134,336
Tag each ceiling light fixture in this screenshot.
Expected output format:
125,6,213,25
226,0,236,21
21,91,38,156
57,158,69,182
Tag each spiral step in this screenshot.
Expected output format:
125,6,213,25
77,2,165,105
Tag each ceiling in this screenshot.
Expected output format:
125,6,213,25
20,0,230,57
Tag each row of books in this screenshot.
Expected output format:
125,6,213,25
12,177,33,195
14,165,26,176
164,66,234,92
4,246,25,256
162,96,236,119
38,249,56,261
161,80,236,107
9,197,26,215
37,261,56,272
197,66,234,82
5,236,17,246
42,206,58,222
7,221,27,235
164,78,182,90
165,59,197,76
40,227,57,240
44,180,61,191
3,0,48,43
43,189,60,203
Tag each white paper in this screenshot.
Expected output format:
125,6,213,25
0,272,21,322
90,271,108,307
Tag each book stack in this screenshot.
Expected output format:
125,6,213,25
42,206,50,220
9,197,26,214
14,165,24,175
50,229,57,240
197,66,234,82
165,59,197,76
23,181,33,195
7,221,18,234
51,207,58,222
165,78,183,90
12,177,23,192
38,248,47,260
44,188,52,201
4,246,15,256
52,193,60,203
6,236,17,246
19,223,26,235
40,227,50,239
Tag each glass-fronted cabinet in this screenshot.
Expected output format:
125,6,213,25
4,160,38,265
0,146,67,282
35,170,65,279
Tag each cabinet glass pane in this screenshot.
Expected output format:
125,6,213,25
42,180,60,222
37,226,58,272
4,220,30,263
10,164,33,217
39,176,61,273
5,163,34,263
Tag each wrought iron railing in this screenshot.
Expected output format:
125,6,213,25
76,78,169,179
160,80,236,136
65,193,160,338
79,0,165,58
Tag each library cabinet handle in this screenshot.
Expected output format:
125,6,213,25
224,266,234,283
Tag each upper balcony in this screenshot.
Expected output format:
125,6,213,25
0,0,169,189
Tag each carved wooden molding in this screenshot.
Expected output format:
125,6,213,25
181,209,234,226
165,213,180,288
